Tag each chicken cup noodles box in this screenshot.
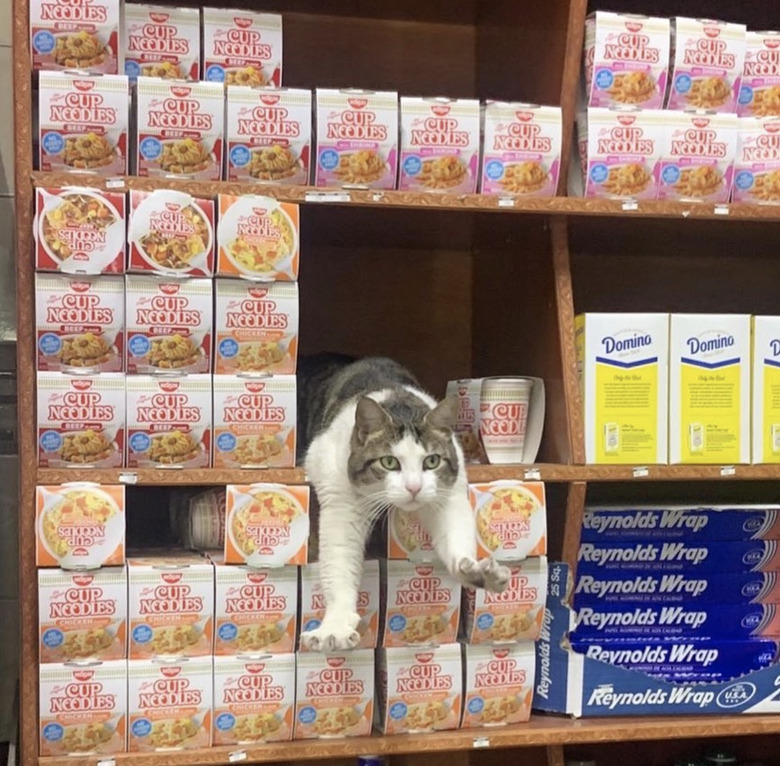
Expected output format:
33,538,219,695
733,118,780,205
213,377,297,469
739,32,780,118
376,644,462,735
39,567,127,662
39,72,128,175
36,274,124,373
226,86,312,185
135,77,224,180
446,378,486,463
213,654,295,746
127,657,212,751
667,18,746,113
126,375,211,469
399,97,480,193
387,507,434,561
37,373,125,468
125,275,212,374
39,660,127,757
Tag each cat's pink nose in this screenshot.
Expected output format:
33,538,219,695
406,481,422,497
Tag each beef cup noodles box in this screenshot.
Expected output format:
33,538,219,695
226,86,312,185
669,314,751,464
376,644,462,734
36,274,125,373
739,32,780,118
213,654,295,746
576,313,669,464
135,77,224,180
667,18,747,114
446,378,486,463
127,656,212,751
294,650,374,739
39,72,128,175
37,372,125,468
314,88,398,190
126,375,212,469
753,316,780,462
732,117,780,205
39,660,127,757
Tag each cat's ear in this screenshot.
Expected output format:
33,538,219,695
425,396,458,431
355,396,391,443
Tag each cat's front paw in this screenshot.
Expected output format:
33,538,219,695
458,556,511,593
300,613,362,652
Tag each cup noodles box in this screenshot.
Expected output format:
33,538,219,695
36,274,124,373
446,378,486,463
658,111,737,203
127,553,214,659
480,103,562,197
399,97,480,193
135,77,224,180
215,281,299,375
387,507,434,561
213,654,295,746
224,484,309,566
214,563,298,655
667,18,746,113
123,4,201,82
739,32,780,117
294,650,374,739
583,12,671,109
213,377,297,469
314,89,398,190
461,644,536,728
128,190,215,277
35,187,126,275
733,117,780,204
125,275,212,374
31,0,120,73
203,8,282,87
217,195,300,281
39,660,127,757
300,560,380,651
39,72,128,175
37,373,125,468
126,375,211,469
226,86,312,185
376,644,462,735
39,566,127,662
127,657,212,751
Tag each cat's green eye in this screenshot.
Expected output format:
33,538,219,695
423,454,442,470
379,455,401,471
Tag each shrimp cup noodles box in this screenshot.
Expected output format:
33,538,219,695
213,654,295,745
123,4,201,82
36,274,124,373
217,195,300,281
294,650,374,739
127,554,214,659
126,375,211,469
35,187,126,274
387,508,434,561
300,560,380,651
462,557,548,644
376,644,462,735
39,660,127,757
753,316,780,462
583,12,671,109
399,97,480,193
739,32,780,118
127,657,212,751
39,567,127,662
380,561,461,648
214,563,298,655
39,72,128,175
213,377,297,469
226,86,312,185
37,373,125,468
670,314,751,464
215,281,299,375
667,18,746,113
203,8,282,87
733,118,780,204
461,644,535,728
128,190,215,277
446,378,486,463
135,77,224,180
480,103,562,197
469,481,546,562
314,89,398,190
126,275,212,374
658,111,737,203
224,484,309,566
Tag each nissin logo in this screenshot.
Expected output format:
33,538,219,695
686,334,735,355
601,333,652,354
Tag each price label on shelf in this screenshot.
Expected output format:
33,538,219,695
229,751,248,763
524,468,542,481
305,191,351,204
633,466,649,478
473,736,490,748
720,465,737,477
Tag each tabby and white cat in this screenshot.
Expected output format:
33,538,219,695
298,355,510,652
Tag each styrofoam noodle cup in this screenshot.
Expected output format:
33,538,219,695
479,377,534,464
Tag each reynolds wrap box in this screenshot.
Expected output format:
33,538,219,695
753,316,780,462
739,32,780,117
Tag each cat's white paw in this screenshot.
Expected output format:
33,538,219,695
300,613,362,652
458,556,511,593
